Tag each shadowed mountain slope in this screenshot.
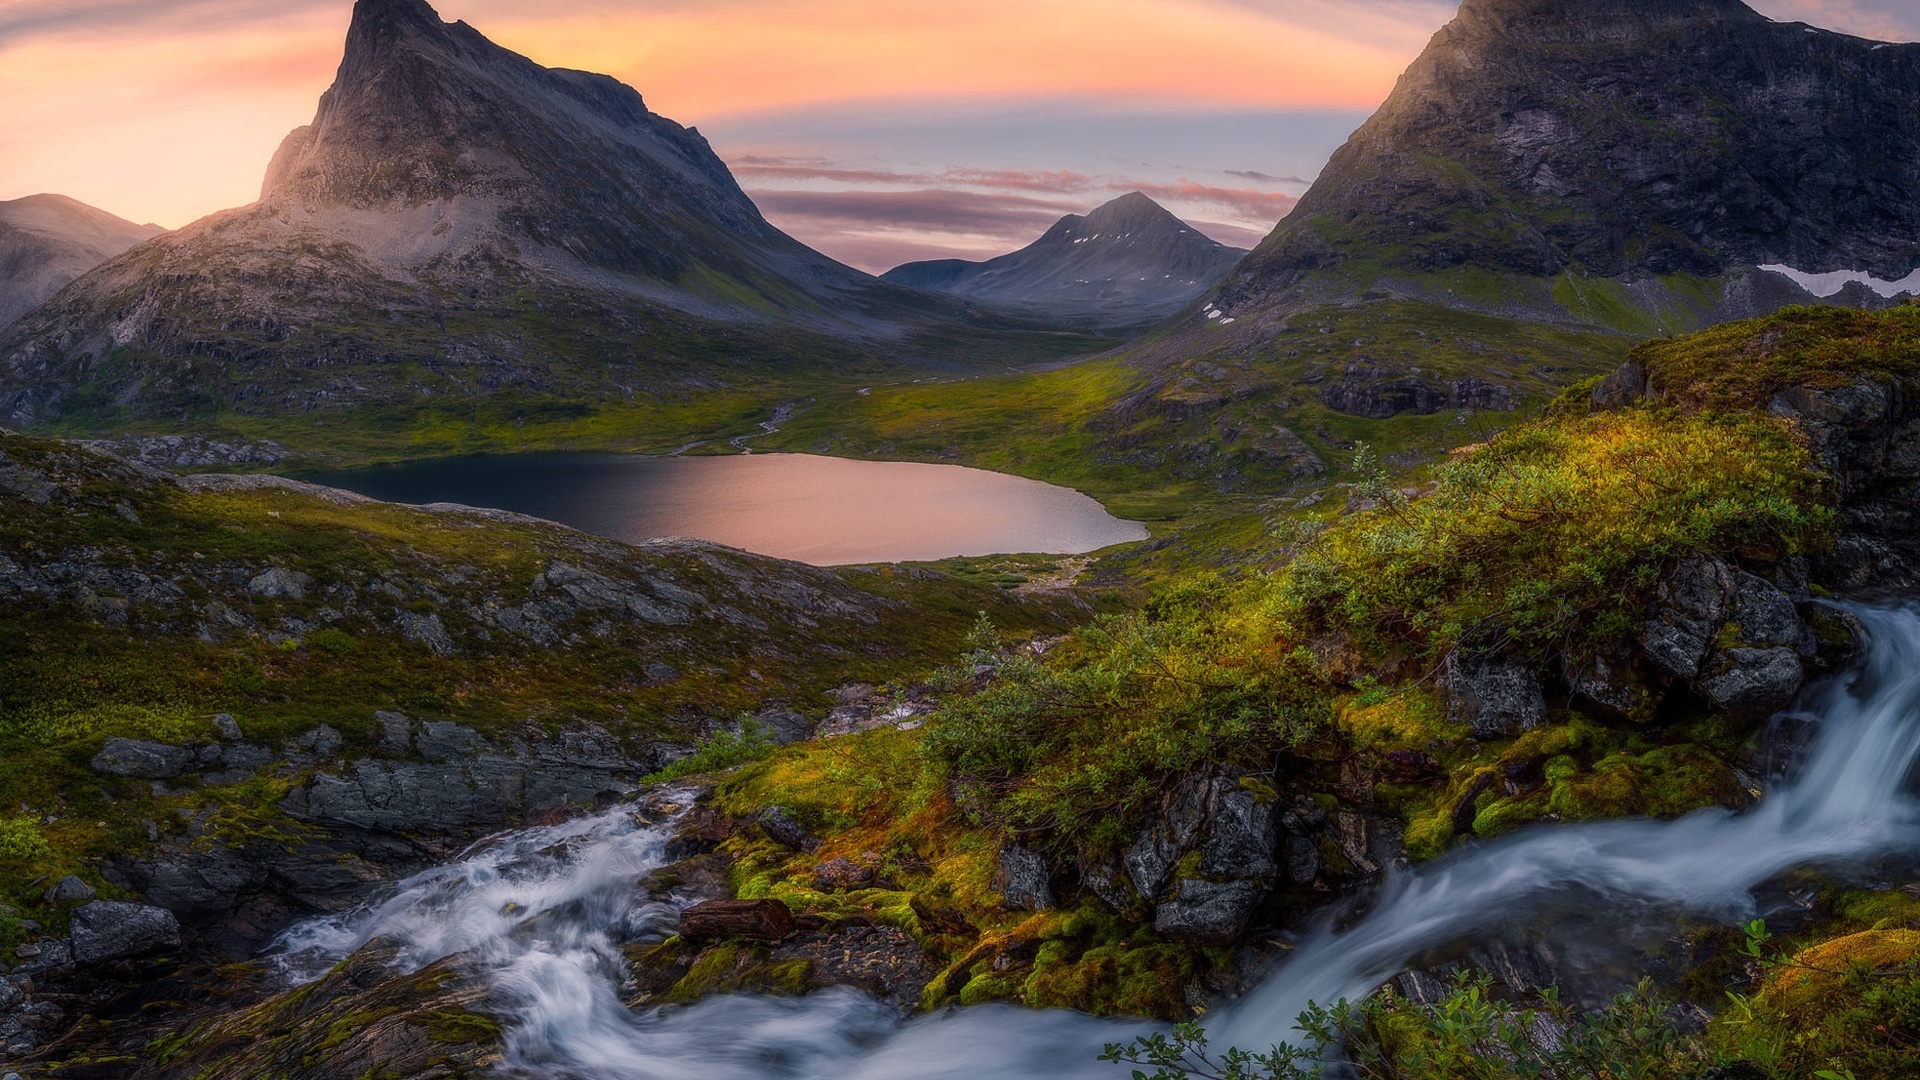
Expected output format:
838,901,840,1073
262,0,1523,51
882,193,1248,329
0,195,162,331
1206,0,1920,335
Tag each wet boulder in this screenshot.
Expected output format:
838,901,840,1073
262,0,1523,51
679,899,794,943
90,738,192,779
1441,652,1547,739
1561,648,1658,724
69,901,181,964
1699,648,1805,718
1730,572,1816,657
1641,555,1738,680
993,843,1056,912
1122,775,1211,901
756,807,819,852
1153,879,1268,945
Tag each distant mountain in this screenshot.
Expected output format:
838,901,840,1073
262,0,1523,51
0,0,1098,430
883,193,1247,327
0,195,162,331
1209,0,1920,333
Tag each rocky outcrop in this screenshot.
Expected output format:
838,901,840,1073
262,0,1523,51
1442,653,1548,739
1322,374,1517,420
993,844,1057,912
1766,377,1920,593
280,718,657,835
1081,775,1288,945
69,902,182,965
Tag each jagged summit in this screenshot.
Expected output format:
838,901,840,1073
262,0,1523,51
1454,0,1762,25
0,0,1100,429
1208,0,1920,323
881,193,1246,328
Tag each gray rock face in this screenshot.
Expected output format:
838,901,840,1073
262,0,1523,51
1699,647,1805,718
42,876,94,904
136,850,271,915
247,567,312,599
282,725,646,834
1115,774,1283,940
1561,649,1656,723
1123,776,1211,901
1153,879,1267,946
1731,572,1815,657
1642,555,1738,680
91,738,192,779
212,713,244,742
1195,787,1278,880
1441,652,1547,739
753,709,812,746
69,902,182,964
1221,0,1920,302
993,844,1056,912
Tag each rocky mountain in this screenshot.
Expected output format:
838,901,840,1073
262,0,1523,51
0,0,1098,431
1038,0,1920,495
0,195,162,331
1211,0,1920,331
882,193,1247,328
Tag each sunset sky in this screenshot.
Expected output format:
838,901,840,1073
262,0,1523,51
2,0,1916,272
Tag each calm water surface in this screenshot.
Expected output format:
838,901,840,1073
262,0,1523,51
298,452,1148,565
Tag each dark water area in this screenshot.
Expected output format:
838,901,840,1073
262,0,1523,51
296,452,1148,566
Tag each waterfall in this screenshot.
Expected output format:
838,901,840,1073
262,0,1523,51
270,605,1920,1078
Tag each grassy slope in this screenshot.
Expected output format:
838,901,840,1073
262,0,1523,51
0,432,1095,923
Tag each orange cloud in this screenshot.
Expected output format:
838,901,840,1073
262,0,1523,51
0,0,1415,229
463,0,1415,118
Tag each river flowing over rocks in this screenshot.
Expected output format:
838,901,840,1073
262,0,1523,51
218,603,1920,1079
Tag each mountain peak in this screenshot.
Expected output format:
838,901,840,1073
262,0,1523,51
1457,0,1760,21
1451,0,1765,38
882,195,1244,327
1082,191,1181,232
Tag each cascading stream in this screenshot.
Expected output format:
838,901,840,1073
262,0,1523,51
271,604,1920,1079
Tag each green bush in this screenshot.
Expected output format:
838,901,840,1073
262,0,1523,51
925,584,1328,848
0,817,50,863
646,719,775,783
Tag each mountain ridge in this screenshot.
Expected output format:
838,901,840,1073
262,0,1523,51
881,192,1247,329
0,0,1106,431
0,195,163,332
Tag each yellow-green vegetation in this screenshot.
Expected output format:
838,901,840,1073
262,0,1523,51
1268,408,1830,661
926,592,1327,846
706,727,1207,1017
1396,716,1750,860
1638,301,1920,410
1710,928,1920,1080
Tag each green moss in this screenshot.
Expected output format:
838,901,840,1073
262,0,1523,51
421,1011,502,1045
1636,302,1920,411
1711,929,1920,1080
